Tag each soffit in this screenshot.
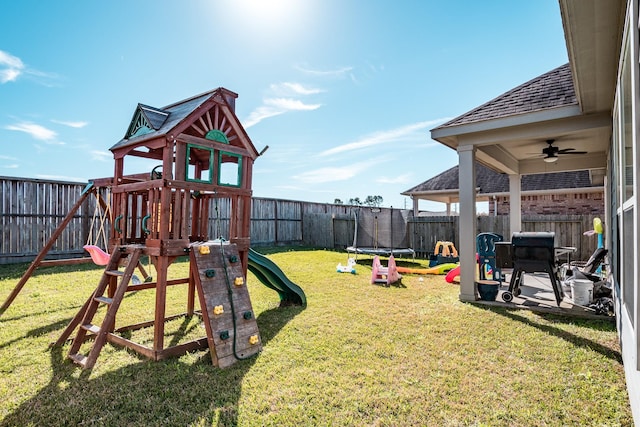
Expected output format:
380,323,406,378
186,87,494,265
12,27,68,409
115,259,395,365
560,0,625,114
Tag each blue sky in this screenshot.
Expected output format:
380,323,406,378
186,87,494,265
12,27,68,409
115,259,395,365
0,0,568,211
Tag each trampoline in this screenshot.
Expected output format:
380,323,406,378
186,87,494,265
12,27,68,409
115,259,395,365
346,207,415,258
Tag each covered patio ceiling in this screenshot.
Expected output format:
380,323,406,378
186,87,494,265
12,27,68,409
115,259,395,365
431,90,612,177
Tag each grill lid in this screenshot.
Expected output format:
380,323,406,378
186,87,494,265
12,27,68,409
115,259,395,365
511,232,555,248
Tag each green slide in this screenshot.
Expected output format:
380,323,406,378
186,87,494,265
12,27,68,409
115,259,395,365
247,249,307,306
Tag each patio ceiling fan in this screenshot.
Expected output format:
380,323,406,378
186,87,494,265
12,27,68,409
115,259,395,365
540,139,587,163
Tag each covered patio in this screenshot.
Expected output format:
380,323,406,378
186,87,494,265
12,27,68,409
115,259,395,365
429,2,621,309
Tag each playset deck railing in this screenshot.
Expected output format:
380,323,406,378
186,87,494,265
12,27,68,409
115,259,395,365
107,178,252,256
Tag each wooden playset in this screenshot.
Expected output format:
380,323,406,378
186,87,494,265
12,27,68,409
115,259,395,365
2,88,304,369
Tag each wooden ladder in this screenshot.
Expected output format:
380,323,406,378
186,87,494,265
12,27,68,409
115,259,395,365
67,246,142,369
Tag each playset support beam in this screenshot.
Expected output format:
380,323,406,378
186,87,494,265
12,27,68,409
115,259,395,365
0,184,95,315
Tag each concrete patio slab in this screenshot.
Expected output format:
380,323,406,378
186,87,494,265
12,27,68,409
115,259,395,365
470,272,614,321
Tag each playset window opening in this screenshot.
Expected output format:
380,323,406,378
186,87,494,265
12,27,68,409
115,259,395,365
218,152,242,187
186,144,214,183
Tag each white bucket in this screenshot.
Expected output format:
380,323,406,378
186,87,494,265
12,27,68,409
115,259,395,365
571,279,593,306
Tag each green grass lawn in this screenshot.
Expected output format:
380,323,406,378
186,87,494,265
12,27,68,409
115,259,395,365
0,248,632,426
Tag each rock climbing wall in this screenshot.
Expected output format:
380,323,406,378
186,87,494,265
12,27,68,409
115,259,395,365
191,241,262,368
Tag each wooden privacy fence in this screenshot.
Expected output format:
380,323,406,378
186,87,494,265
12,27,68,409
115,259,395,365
1,178,95,264
1,176,601,264
0,177,351,264
330,213,599,261
404,215,600,261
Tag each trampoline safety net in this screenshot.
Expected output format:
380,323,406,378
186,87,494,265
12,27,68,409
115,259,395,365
346,207,414,257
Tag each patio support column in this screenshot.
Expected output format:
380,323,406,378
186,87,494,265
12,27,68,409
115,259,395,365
458,145,477,301
508,174,522,236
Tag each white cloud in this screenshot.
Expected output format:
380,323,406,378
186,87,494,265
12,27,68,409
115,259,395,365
0,50,24,83
244,98,322,128
293,158,385,184
270,82,324,96
366,61,384,73
244,77,326,128
0,50,59,86
243,106,287,128
2,164,19,169
376,173,413,185
51,119,88,128
295,64,353,78
319,118,453,157
35,174,86,182
6,122,58,141
265,98,321,110
90,150,112,162
274,184,337,194
295,166,355,183
1,68,21,83
0,154,18,160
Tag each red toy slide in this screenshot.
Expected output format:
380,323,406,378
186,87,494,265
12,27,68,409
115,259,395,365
444,265,460,283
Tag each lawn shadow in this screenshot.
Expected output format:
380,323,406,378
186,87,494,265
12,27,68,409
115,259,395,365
0,302,87,322
0,305,303,427
0,317,72,351
250,245,318,256
0,261,104,282
478,305,621,363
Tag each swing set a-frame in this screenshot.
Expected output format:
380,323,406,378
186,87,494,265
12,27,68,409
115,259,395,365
0,87,286,369
0,181,151,315
0,182,111,313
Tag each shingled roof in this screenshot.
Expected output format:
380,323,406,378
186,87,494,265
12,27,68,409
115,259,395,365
111,91,217,150
402,163,600,197
433,63,577,129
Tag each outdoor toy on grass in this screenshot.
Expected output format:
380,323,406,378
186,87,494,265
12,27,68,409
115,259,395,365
371,255,402,286
397,263,458,275
429,241,459,266
336,258,357,274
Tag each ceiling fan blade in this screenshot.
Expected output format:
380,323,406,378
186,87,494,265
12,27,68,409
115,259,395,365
536,139,588,160
558,149,587,155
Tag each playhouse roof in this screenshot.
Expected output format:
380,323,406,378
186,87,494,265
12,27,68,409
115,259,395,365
112,91,213,149
110,87,257,158
136,104,170,130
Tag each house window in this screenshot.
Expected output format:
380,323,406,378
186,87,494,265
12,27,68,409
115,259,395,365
621,37,634,201
614,30,636,325
623,207,635,320
611,112,620,285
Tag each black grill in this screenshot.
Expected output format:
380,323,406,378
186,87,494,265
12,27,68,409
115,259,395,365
512,231,555,262
502,232,564,305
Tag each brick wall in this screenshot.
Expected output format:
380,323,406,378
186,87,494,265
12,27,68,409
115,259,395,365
489,191,605,215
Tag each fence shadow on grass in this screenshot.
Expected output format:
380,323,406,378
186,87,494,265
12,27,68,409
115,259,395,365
0,305,304,427
476,305,621,364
